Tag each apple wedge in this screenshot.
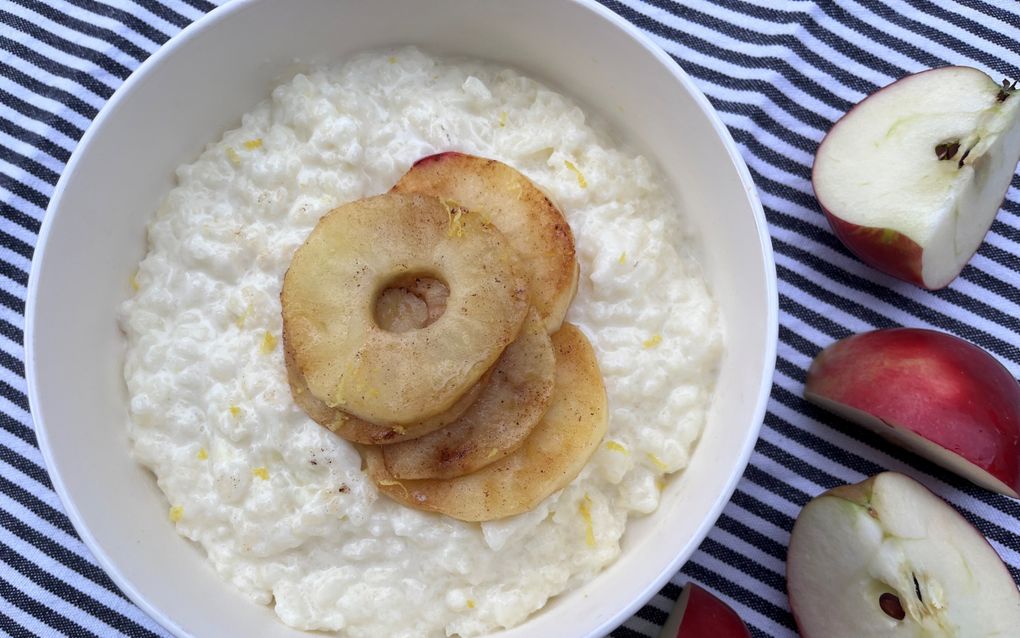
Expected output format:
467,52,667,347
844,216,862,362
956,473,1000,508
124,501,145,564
659,583,751,638
805,328,1020,498
788,472,1020,637
813,67,1020,289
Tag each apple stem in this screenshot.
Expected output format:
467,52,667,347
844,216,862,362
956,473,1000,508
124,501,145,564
957,146,972,168
879,593,906,621
997,78,1018,102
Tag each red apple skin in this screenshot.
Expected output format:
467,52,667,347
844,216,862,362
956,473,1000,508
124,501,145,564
661,583,751,638
410,150,466,169
805,328,1020,496
821,213,927,288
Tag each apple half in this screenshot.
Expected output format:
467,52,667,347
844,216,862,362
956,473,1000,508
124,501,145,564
658,583,751,638
805,328,1020,498
813,67,1020,289
788,472,1020,637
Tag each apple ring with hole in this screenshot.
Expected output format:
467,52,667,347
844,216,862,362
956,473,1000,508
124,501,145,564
381,307,555,480
284,273,499,445
282,192,528,426
362,323,607,522
392,152,579,334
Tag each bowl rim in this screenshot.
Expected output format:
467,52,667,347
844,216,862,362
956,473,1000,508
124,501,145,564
24,0,778,636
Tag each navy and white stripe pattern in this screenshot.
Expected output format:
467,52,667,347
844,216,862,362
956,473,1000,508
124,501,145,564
1,1,1018,637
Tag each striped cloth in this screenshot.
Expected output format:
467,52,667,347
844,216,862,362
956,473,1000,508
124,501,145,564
2,1,1019,636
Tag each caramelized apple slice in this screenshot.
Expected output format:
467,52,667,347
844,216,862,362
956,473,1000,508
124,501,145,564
285,342,494,444
382,308,555,479
282,193,527,425
363,323,607,521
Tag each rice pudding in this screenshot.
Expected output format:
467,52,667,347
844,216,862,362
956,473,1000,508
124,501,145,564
120,47,723,637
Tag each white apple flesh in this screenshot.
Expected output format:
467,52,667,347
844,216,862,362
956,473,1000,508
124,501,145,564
813,67,1020,289
804,328,1020,498
788,472,1020,637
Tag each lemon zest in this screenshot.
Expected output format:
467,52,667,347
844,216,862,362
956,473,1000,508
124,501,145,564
235,302,253,328
486,448,500,459
617,252,627,265
197,448,208,461
130,272,140,291
655,478,666,492
260,331,278,354
229,405,241,418
169,505,183,523
642,334,662,349
466,599,476,609
379,478,409,497
498,111,507,128
444,200,467,238
605,440,628,455
388,56,397,64
226,147,240,165
647,453,669,472
243,138,263,150
579,495,596,548
253,467,269,481
564,160,587,188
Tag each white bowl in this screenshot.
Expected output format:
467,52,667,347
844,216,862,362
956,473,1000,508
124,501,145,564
26,1,777,636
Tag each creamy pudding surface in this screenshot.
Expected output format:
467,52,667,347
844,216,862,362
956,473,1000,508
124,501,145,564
120,48,723,637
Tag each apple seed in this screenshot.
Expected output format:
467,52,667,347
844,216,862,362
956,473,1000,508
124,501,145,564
934,140,960,160
879,592,906,620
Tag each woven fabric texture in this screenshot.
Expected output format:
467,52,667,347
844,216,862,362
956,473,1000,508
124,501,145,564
1,1,1018,637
